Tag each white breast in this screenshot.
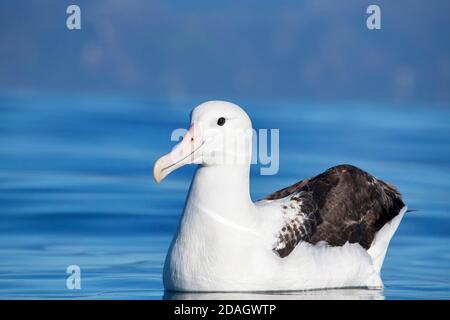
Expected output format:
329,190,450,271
163,192,388,292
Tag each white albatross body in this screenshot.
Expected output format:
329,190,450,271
153,101,406,292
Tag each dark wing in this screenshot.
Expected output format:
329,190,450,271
264,164,405,258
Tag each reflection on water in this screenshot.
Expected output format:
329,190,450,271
0,92,449,299
164,289,384,300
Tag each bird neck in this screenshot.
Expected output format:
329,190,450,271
185,164,255,225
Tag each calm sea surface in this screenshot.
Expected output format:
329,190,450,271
0,92,449,299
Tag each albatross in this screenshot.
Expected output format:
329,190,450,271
153,101,407,292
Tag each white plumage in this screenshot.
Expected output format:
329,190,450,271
153,101,406,292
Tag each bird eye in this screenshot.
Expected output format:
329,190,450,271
217,117,226,126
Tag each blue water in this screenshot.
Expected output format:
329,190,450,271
0,92,449,299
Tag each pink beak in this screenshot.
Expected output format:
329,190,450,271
153,124,203,183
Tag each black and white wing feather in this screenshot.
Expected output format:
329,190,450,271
259,164,405,258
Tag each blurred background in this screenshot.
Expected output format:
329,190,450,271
1,0,449,101
0,0,449,299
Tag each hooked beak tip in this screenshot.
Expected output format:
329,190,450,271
153,159,164,184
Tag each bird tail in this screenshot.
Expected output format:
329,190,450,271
367,206,407,274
